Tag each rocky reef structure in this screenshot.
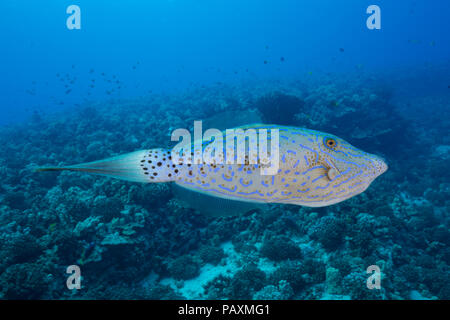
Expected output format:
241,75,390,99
0,75,448,300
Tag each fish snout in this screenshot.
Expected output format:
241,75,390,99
374,156,388,176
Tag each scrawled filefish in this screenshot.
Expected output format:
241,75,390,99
37,124,387,207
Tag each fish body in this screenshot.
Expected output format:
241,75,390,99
38,124,387,208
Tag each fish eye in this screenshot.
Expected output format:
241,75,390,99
324,138,337,149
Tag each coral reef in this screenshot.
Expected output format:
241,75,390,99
0,75,448,300
260,235,302,261
254,92,305,125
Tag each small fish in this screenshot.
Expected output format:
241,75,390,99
280,57,285,62
339,48,344,52
37,125,387,209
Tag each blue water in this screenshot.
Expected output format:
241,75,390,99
1,0,449,124
0,0,449,300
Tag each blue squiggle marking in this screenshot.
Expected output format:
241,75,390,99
222,173,233,182
316,183,330,190
292,131,309,137
239,178,253,187
218,185,237,193
349,181,366,189
304,155,310,166
198,169,207,177
303,165,326,175
329,167,352,181
217,188,259,200
333,170,363,188
312,174,327,183
324,158,335,169
238,190,264,196
299,143,319,160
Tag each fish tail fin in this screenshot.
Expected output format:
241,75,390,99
36,149,177,183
